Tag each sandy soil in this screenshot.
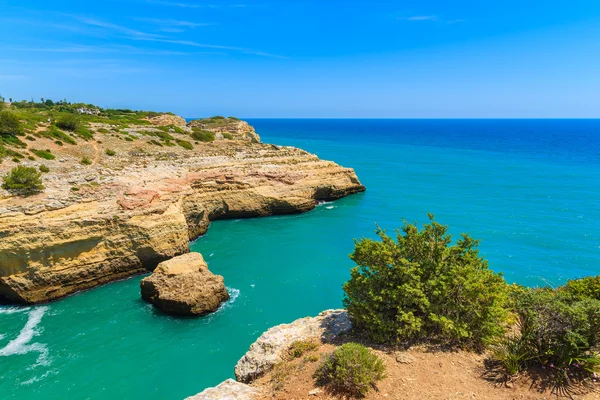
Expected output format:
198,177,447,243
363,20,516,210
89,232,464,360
254,342,600,400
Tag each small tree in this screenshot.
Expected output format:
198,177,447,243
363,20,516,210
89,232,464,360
2,166,44,196
55,114,80,131
343,215,509,349
0,111,24,137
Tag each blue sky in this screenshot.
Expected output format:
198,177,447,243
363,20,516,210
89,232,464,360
1,0,600,117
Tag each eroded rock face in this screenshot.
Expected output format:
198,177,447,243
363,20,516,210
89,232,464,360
188,117,260,142
185,379,261,400
234,309,351,383
0,119,364,304
147,113,187,127
140,253,229,316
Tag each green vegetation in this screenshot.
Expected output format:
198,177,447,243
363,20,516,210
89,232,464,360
288,340,319,359
156,124,185,135
105,149,116,156
81,157,92,165
31,149,56,160
344,216,600,390
41,126,77,145
222,132,233,140
491,285,600,384
315,343,386,397
1,166,44,196
39,164,50,173
55,114,81,132
343,214,508,349
176,139,193,150
0,111,24,138
564,276,600,300
191,128,215,142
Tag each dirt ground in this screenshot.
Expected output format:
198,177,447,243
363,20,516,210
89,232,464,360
254,342,600,400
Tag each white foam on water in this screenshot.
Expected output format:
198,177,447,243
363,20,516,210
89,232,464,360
20,369,57,386
316,200,333,206
0,334,5,340
326,206,335,210
205,287,240,321
0,306,50,367
0,306,29,315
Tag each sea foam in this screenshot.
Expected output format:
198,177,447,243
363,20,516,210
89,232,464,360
0,306,50,367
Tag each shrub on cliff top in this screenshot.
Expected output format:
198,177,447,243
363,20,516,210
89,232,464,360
564,275,600,301
2,166,44,196
0,111,24,138
315,343,385,397
191,128,215,142
176,139,193,150
55,114,80,132
343,214,509,349
490,286,600,385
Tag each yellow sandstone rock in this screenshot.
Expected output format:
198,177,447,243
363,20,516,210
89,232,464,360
0,119,364,304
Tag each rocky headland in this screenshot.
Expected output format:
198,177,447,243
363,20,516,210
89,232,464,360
0,112,364,304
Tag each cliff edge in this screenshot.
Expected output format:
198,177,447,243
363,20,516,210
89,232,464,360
0,116,364,304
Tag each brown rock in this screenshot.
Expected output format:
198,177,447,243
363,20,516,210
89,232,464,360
146,113,187,127
395,351,416,364
188,117,261,142
140,253,229,316
0,119,365,304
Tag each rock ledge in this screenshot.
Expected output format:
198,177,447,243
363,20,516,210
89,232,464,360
234,309,351,383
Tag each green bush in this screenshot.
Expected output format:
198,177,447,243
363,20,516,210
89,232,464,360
55,114,80,131
343,215,509,349
31,149,55,160
288,340,319,359
191,129,215,142
0,111,24,137
81,157,92,165
43,126,76,145
75,126,93,140
2,166,44,195
222,132,233,140
564,276,600,301
39,164,50,173
176,139,193,150
314,343,385,397
493,287,600,384
105,149,116,156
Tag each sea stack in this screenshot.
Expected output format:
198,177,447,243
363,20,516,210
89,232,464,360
140,252,229,316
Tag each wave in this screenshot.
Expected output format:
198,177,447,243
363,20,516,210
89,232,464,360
316,200,333,206
204,287,240,321
0,306,29,315
0,306,50,368
20,369,57,386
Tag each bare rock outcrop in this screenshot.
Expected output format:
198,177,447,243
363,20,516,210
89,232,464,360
185,379,261,400
147,113,187,127
188,117,260,142
0,119,364,304
140,253,229,316
234,309,351,383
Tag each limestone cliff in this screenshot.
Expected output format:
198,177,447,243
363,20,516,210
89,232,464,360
187,117,260,142
0,119,364,304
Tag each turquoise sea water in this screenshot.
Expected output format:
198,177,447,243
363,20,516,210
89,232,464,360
1,119,599,399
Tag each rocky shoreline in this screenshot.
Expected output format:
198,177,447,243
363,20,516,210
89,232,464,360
0,117,364,304
187,310,351,399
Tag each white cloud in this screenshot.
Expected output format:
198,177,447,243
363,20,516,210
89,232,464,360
406,15,438,21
